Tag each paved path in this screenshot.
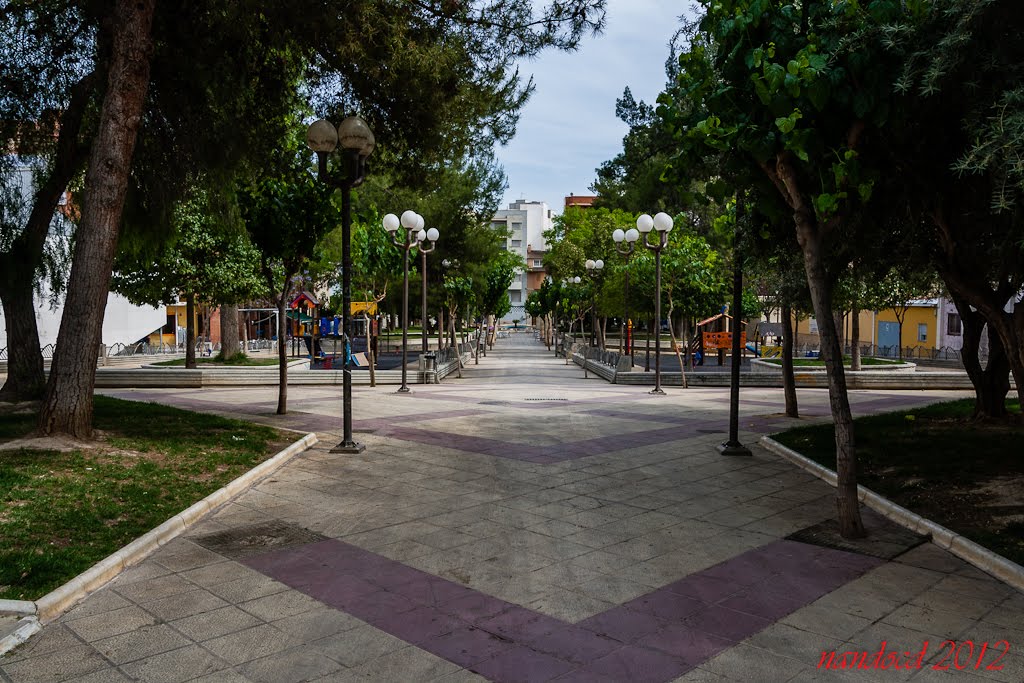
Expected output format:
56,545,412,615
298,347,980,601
2,334,1021,682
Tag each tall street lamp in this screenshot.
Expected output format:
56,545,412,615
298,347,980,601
416,227,440,353
719,195,753,457
638,212,673,395
612,227,640,358
584,258,604,348
306,116,374,454
383,210,424,393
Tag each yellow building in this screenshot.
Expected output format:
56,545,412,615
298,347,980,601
788,299,941,355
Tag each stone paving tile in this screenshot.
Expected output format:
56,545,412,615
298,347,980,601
0,644,110,682
170,605,264,642
65,604,160,642
119,644,233,682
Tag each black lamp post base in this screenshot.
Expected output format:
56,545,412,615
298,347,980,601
718,441,753,456
396,386,411,393
649,387,666,395
331,441,366,454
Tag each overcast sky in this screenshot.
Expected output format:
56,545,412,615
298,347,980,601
494,1,693,213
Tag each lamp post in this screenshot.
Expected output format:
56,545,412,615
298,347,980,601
305,116,375,454
383,210,426,393
584,258,604,348
417,227,440,353
637,212,673,395
719,195,753,457
612,227,639,357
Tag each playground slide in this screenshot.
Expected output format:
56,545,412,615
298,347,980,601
745,342,760,357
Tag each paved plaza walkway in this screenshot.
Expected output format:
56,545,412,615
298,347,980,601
1,333,1021,682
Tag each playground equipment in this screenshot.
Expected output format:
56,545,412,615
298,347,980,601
691,313,748,365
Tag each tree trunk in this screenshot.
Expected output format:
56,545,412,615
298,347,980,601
777,151,864,539
957,301,1010,419
364,312,376,388
781,304,799,418
219,303,240,360
645,318,652,371
799,228,863,538
276,291,288,414
850,303,861,371
0,73,95,403
0,277,46,401
36,0,156,439
185,293,197,369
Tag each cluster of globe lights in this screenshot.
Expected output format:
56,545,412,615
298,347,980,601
613,211,674,244
382,210,439,243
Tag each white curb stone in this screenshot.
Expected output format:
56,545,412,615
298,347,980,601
760,435,1024,594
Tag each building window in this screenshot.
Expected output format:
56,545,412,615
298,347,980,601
532,259,542,267
947,312,962,336
511,240,522,247
808,318,818,334
918,323,928,342
509,291,521,303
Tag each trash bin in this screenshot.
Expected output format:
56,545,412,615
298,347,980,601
423,351,437,372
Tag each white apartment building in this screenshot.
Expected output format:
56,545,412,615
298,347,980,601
1,155,165,353
490,200,553,322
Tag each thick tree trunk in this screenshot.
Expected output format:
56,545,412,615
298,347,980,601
776,152,864,538
0,73,95,402
185,293,197,369
276,293,288,414
219,303,240,360
954,298,1010,419
0,281,46,401
37,0,156,439
781,304,799,418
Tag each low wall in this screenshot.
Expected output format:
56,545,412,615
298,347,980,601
572,353,1002,390
750,358,918,374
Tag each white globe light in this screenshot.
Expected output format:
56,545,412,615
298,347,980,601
382,213,400,232
426,227,439,242
585,259,595,270
612,229,625,243
416,229,426,242
625,228,640,243
654,212,674,232
401,210,418,228
637,214,654,233
595,259,604,270
415,214,425,231
306,119,339,153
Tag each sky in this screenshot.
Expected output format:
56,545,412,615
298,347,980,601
494,1,694,213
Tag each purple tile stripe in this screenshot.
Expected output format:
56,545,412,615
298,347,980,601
243,538,882,682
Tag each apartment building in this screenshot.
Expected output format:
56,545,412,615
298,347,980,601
490,200,553,322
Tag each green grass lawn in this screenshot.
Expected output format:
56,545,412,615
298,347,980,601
152,354,279,367
760,356,902,367
773,398,1024,565
0,396,292,600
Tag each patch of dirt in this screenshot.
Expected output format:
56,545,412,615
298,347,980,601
0,400,41,416
0,435,96,452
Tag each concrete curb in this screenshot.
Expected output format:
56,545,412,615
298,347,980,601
0,617,41,655
0,601,35,617
759,436,1024,593
1,431,318,644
